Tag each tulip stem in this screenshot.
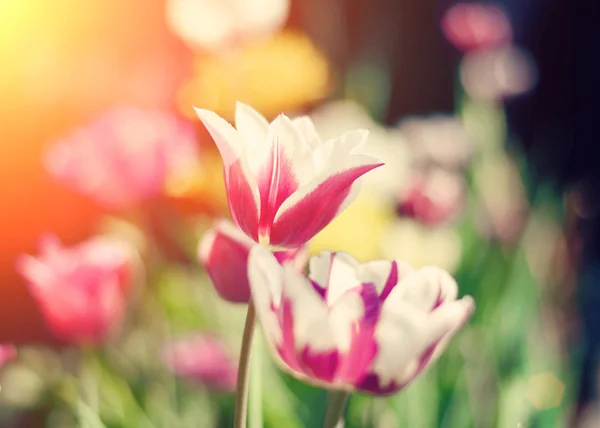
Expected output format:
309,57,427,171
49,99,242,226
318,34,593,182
323,390,350,428
234,301,257,428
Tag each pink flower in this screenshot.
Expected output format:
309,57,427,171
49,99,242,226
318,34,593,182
195,102,383,248
441,3,512,52
16,235,134,345
397,169,466,225
248,247,474,395
198,219,307,302
162,334,238,392
0,345,17,369
45,108,199,209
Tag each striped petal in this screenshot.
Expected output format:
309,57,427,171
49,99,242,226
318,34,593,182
269,154,383,247
195,107,260,240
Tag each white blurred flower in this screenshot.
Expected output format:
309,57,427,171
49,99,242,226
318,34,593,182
398,115,474,169
309,100,412,202
166,0,290,52
460,46,537,102
380,219,462,273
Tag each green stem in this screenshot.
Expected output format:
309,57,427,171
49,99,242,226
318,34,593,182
248,329,263,428
234,301,257,428
323,390,350,428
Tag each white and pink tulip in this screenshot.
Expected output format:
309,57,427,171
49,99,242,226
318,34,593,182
194,102,383,249
248,247,474,395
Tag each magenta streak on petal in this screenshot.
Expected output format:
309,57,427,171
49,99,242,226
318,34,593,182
256,138,299,238
269,163,383,248
276,299,303,372
309,279,327,300
379,261,398,302
356,373,399,396
226,159,259,241
356,340,442,396
431,288,444,311
205,233,252,303
335,283,380,385
299,347,340,383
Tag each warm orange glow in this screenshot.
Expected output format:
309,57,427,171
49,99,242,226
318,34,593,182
0,0,192,341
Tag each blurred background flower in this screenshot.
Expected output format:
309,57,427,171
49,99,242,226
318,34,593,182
166,0,291,53
16,235,136,345
44,108,200,210
178,31,331,120
0,345,17,369
162,333,238,391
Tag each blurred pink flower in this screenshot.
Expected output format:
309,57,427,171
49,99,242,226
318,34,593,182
0,345,17,369
441,3,512,52
16,235,134,345
248,247,474,395
166,0,290,52
45,108,199,209
162,334,238,391
460,46,537,102
198,219,308,303
195,102,383,248
397,169,466,225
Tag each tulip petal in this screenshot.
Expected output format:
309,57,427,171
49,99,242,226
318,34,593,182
248,246,285,345
196,107,261,239
198,220,255,303
255,115,310,238
363,303,429,392
291,116,321,149
280,264,331,351
194,107,243,167
325,252,361,306
270,155,383,247
225,158,261,240
235,102,269,148
385,267,452,312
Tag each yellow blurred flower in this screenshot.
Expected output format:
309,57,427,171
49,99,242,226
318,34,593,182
178,30,331,121
380,219,462,272
310,192,394,262
526,372,565,410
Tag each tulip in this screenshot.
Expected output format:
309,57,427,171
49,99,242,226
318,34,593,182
45,108,199,209
0,345,17,369
162,334,238,392
397,115,473,170
16,235,134,345
248,246,474,395
198,219,307,302
441,3,512,52
396,169,466,225
165,0,290,53
460,46,537,102
195,102,383,248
